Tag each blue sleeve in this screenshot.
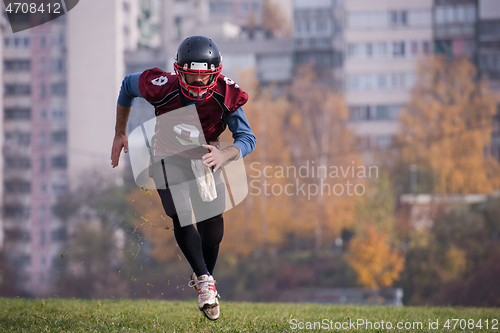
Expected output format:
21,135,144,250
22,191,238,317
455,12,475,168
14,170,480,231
223,107,256,159
117,72,143,107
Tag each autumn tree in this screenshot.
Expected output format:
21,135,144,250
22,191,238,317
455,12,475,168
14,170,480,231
220,71,297,256
397,56,500,194
346,224,405,290
345,172,405,290
289,65,362,249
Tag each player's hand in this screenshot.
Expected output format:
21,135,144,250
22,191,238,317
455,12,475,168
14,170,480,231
111,133,128,168
202,144,238,172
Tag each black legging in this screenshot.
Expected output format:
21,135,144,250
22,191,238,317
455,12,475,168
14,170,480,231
154,156,226,277
169,213,224,276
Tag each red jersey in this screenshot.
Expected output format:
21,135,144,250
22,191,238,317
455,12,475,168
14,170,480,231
138,67,249,158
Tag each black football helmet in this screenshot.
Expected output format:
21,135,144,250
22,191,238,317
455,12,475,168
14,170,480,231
174,36,223,101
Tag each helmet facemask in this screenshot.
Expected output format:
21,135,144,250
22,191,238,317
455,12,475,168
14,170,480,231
174,61,222,101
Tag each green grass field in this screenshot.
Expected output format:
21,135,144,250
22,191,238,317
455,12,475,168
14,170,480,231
1,297,499,332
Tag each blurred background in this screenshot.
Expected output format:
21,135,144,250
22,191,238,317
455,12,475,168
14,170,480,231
0,0,499,307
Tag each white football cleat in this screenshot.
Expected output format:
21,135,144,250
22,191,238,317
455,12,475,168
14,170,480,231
188,273,219,311
202,296,220,321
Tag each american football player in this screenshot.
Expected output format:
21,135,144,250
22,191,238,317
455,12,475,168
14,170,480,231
110,36,256,320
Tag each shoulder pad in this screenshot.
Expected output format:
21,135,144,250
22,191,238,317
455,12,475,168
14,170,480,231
139,68,178,103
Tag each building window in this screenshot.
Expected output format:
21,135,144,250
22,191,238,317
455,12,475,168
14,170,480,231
4,157,31,169
4,205,30,218
51,59,66,73
366,43,373,58
52,83,67,96
51,227,67,241
361,75,375,90
391,73,404,89
51,155,67,168
209,2,231,14
53,34,65,47
464,5,476,23
316,19,329,34
5,132,31,145
40,156,46,172
7,253,31,270
347,43,360,58
456,5,466,23
4,180,31,194
377,74,388,89
40,84,46,99
347,74,360,91
4,60,30,71
40,182,47,196
375,105,390,120
52,182,68,196
4,85,31,95
445,6,454,23
373,42,387,58
40,108,47,121
39,133,46,147
393,41,405,57
349,104,403,121
480,53,500,71
40,230,46,246
4,229,30,241
390,10,408,27
480,20,500,37
19,133,31,145
422,41,431,54
4,36,30,48
435,40,452,55
39,59,46,73
349,73,415,91
51,130,67,144
39,36,46,49
349,106,370,121
52,107,67,121
39,206,46,222
435,5,476,24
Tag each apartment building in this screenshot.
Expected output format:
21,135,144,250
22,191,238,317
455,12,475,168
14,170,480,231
293,0,344,89
344,0,433,153
2,19,68,296
1,0,126,296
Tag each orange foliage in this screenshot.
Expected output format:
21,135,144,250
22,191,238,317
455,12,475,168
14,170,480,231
399,56,500,194
346,224,405,290
289,65,364,248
